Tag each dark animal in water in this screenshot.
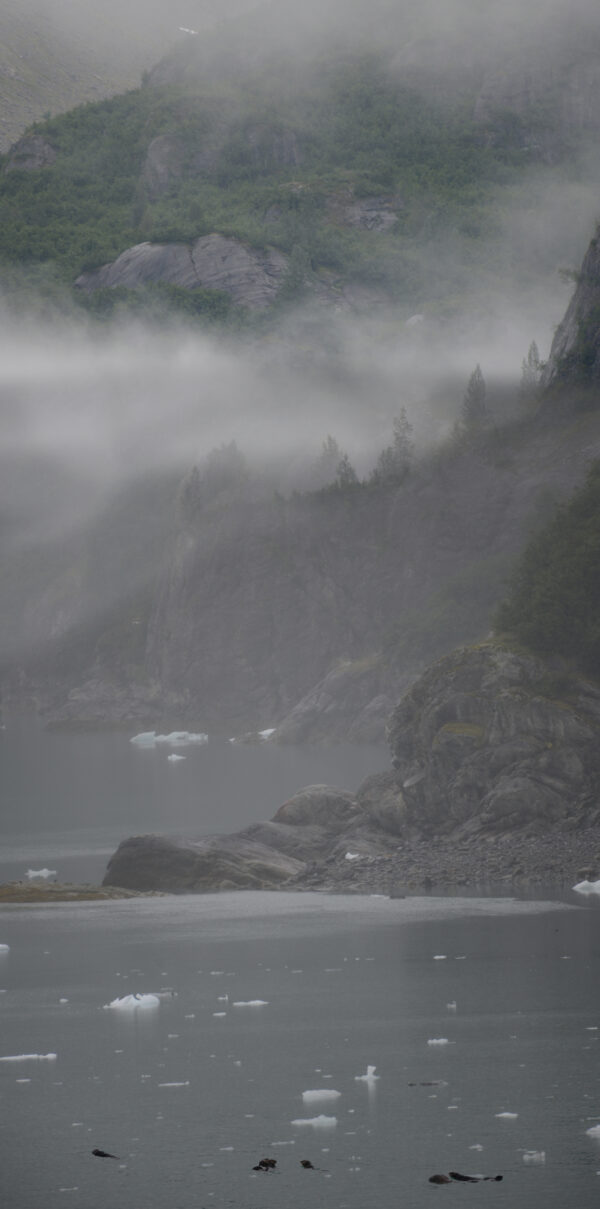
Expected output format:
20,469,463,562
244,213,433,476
92,1148,119,1160
429,1174,452,1184
253,1157,277,1171
300,1159,315,1169
449,1172,503,1183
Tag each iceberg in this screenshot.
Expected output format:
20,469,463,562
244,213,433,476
259,728,276,740
103,994,160,1011
302,1090,341,1103
354,1065,379,1083
291,1115,337,1128
573,879,600,895
586,1124,600,1138
232,1000,268,1007
495,1111,518,1119
26,868,57,879
130,731,208,749
427,1038,450,1046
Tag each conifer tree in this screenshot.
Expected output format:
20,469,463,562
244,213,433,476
461,364,488,430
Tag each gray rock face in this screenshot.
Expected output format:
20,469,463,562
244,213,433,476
275,659,401,744
542,230,600,387
328,194,401,231
102,784,383,892
75,235,289,308
142,135,185,199
387,642,600,836
5,135,56,171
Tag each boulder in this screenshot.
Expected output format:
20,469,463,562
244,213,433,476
75,234,289,308
5,135,56,172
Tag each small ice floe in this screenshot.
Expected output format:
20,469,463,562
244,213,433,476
495,1112,518,1119
573,879,600,895
345,852,362,861
232,1000,268,1007
259,728,276,740
447,1001,457,1011
0,944,9,952
0,1053,57,1062
406,313,425,327
26,868,56,879
130,731,208,749
291,1116,337,1128
586,1125,600,1138
302,1090,341,1103
59,999,69,1005
354,1065,379,1083
103,994,160,1011
433,955,447,960
178,25,198,34
523,1151,546,1163
16,1078,31,1083
158,1081,190,1088
469,1144,483,1151
427,1038,450,1046
213,1012,226,1018
167,754,186,763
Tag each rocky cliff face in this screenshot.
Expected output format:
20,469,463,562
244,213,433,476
387,642,600,837
542,230,600,389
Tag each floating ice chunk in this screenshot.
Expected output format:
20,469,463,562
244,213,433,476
355,1065,379,1082
103,994,160,1011
302,1090,341,1103
523,1150,546,1163
213,1012,227,1017
167,754,186,763
586,1125,600,1138
428,1038,450,1046
26,868,56,879
131,730,208,749
469,1144,483,1151
271,1139,294,1145
259,728,276,740
345,852,362,861
0,944,9,952
16,1078,31,1083
447,1001,457,1011
232,1000,268,1007
433,955,447,960
0,1053,57,1062
573,879,600,895
291,1115,337,1128
496,1112,518,1119
59,999,69,1005
406,313,425,327
158,1081,190,1087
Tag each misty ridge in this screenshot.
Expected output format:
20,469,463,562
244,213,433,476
2,0,600,738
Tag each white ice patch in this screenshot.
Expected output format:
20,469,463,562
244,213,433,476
158,1081,190,1087
447,1001,457,1011
433,955,447,960
131,731,208,748
496,1112,518,1119
26,868,56,879
259,728,276,740
291,1115,337,1128
469,1144,483,1151
523,1150,546,1163
0,944,9,952
0,1053,57,1062
103,994,160,1011
586,1125,600,1138
302,1090,341,1103
427,1038,450,1046
573,879,600,895
345,852,362,861
232,1000,268,1007
167,754,186,762
354,1065,379,1082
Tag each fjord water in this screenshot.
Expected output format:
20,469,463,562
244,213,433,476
1,891,600,1209
0,715,386,883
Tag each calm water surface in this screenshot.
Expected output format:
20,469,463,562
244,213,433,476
1,891,599,1209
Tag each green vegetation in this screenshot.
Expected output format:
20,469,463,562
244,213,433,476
0,46,574,319
495,461,600,675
